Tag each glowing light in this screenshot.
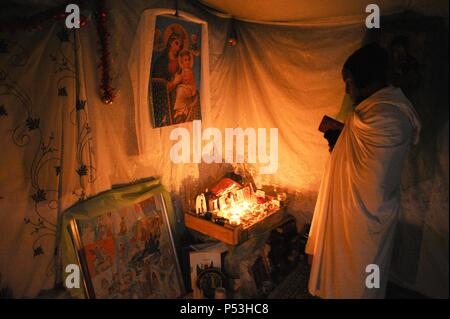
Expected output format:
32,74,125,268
215,194,280,229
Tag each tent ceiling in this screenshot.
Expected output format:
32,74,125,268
199,0,449,21
2,1,448,22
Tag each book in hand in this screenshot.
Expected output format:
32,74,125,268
318,115,344,133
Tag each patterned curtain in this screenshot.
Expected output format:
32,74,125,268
0,25,96,298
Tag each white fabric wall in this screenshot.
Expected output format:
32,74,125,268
0,25,98,297
0,0,448,298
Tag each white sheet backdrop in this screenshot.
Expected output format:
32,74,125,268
0,0,447,298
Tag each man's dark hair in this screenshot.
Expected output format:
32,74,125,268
390,35,410,51
343,43,389,89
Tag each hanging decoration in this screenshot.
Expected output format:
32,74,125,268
228,18,238,46
94,0,115,104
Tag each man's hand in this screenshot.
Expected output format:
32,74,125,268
324,129,342,152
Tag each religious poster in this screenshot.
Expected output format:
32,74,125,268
149,15,202,128
189,242,227,299
69,193,184,299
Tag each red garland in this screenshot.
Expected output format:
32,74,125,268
0,0,115,105
94,0,115,104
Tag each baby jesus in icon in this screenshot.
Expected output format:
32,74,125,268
173,50,199,121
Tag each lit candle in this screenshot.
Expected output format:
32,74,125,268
229,214,241,226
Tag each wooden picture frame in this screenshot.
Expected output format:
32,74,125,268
67,188,184,299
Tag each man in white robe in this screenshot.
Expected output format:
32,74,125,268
306,43,421,299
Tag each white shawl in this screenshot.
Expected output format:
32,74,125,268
306,86,421,298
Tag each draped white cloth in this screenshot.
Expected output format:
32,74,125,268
306,86,421,298
0,6,366,296
129,8,211,156
0,26,98,297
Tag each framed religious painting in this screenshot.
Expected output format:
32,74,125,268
66,180,184,299
149,14,202,128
